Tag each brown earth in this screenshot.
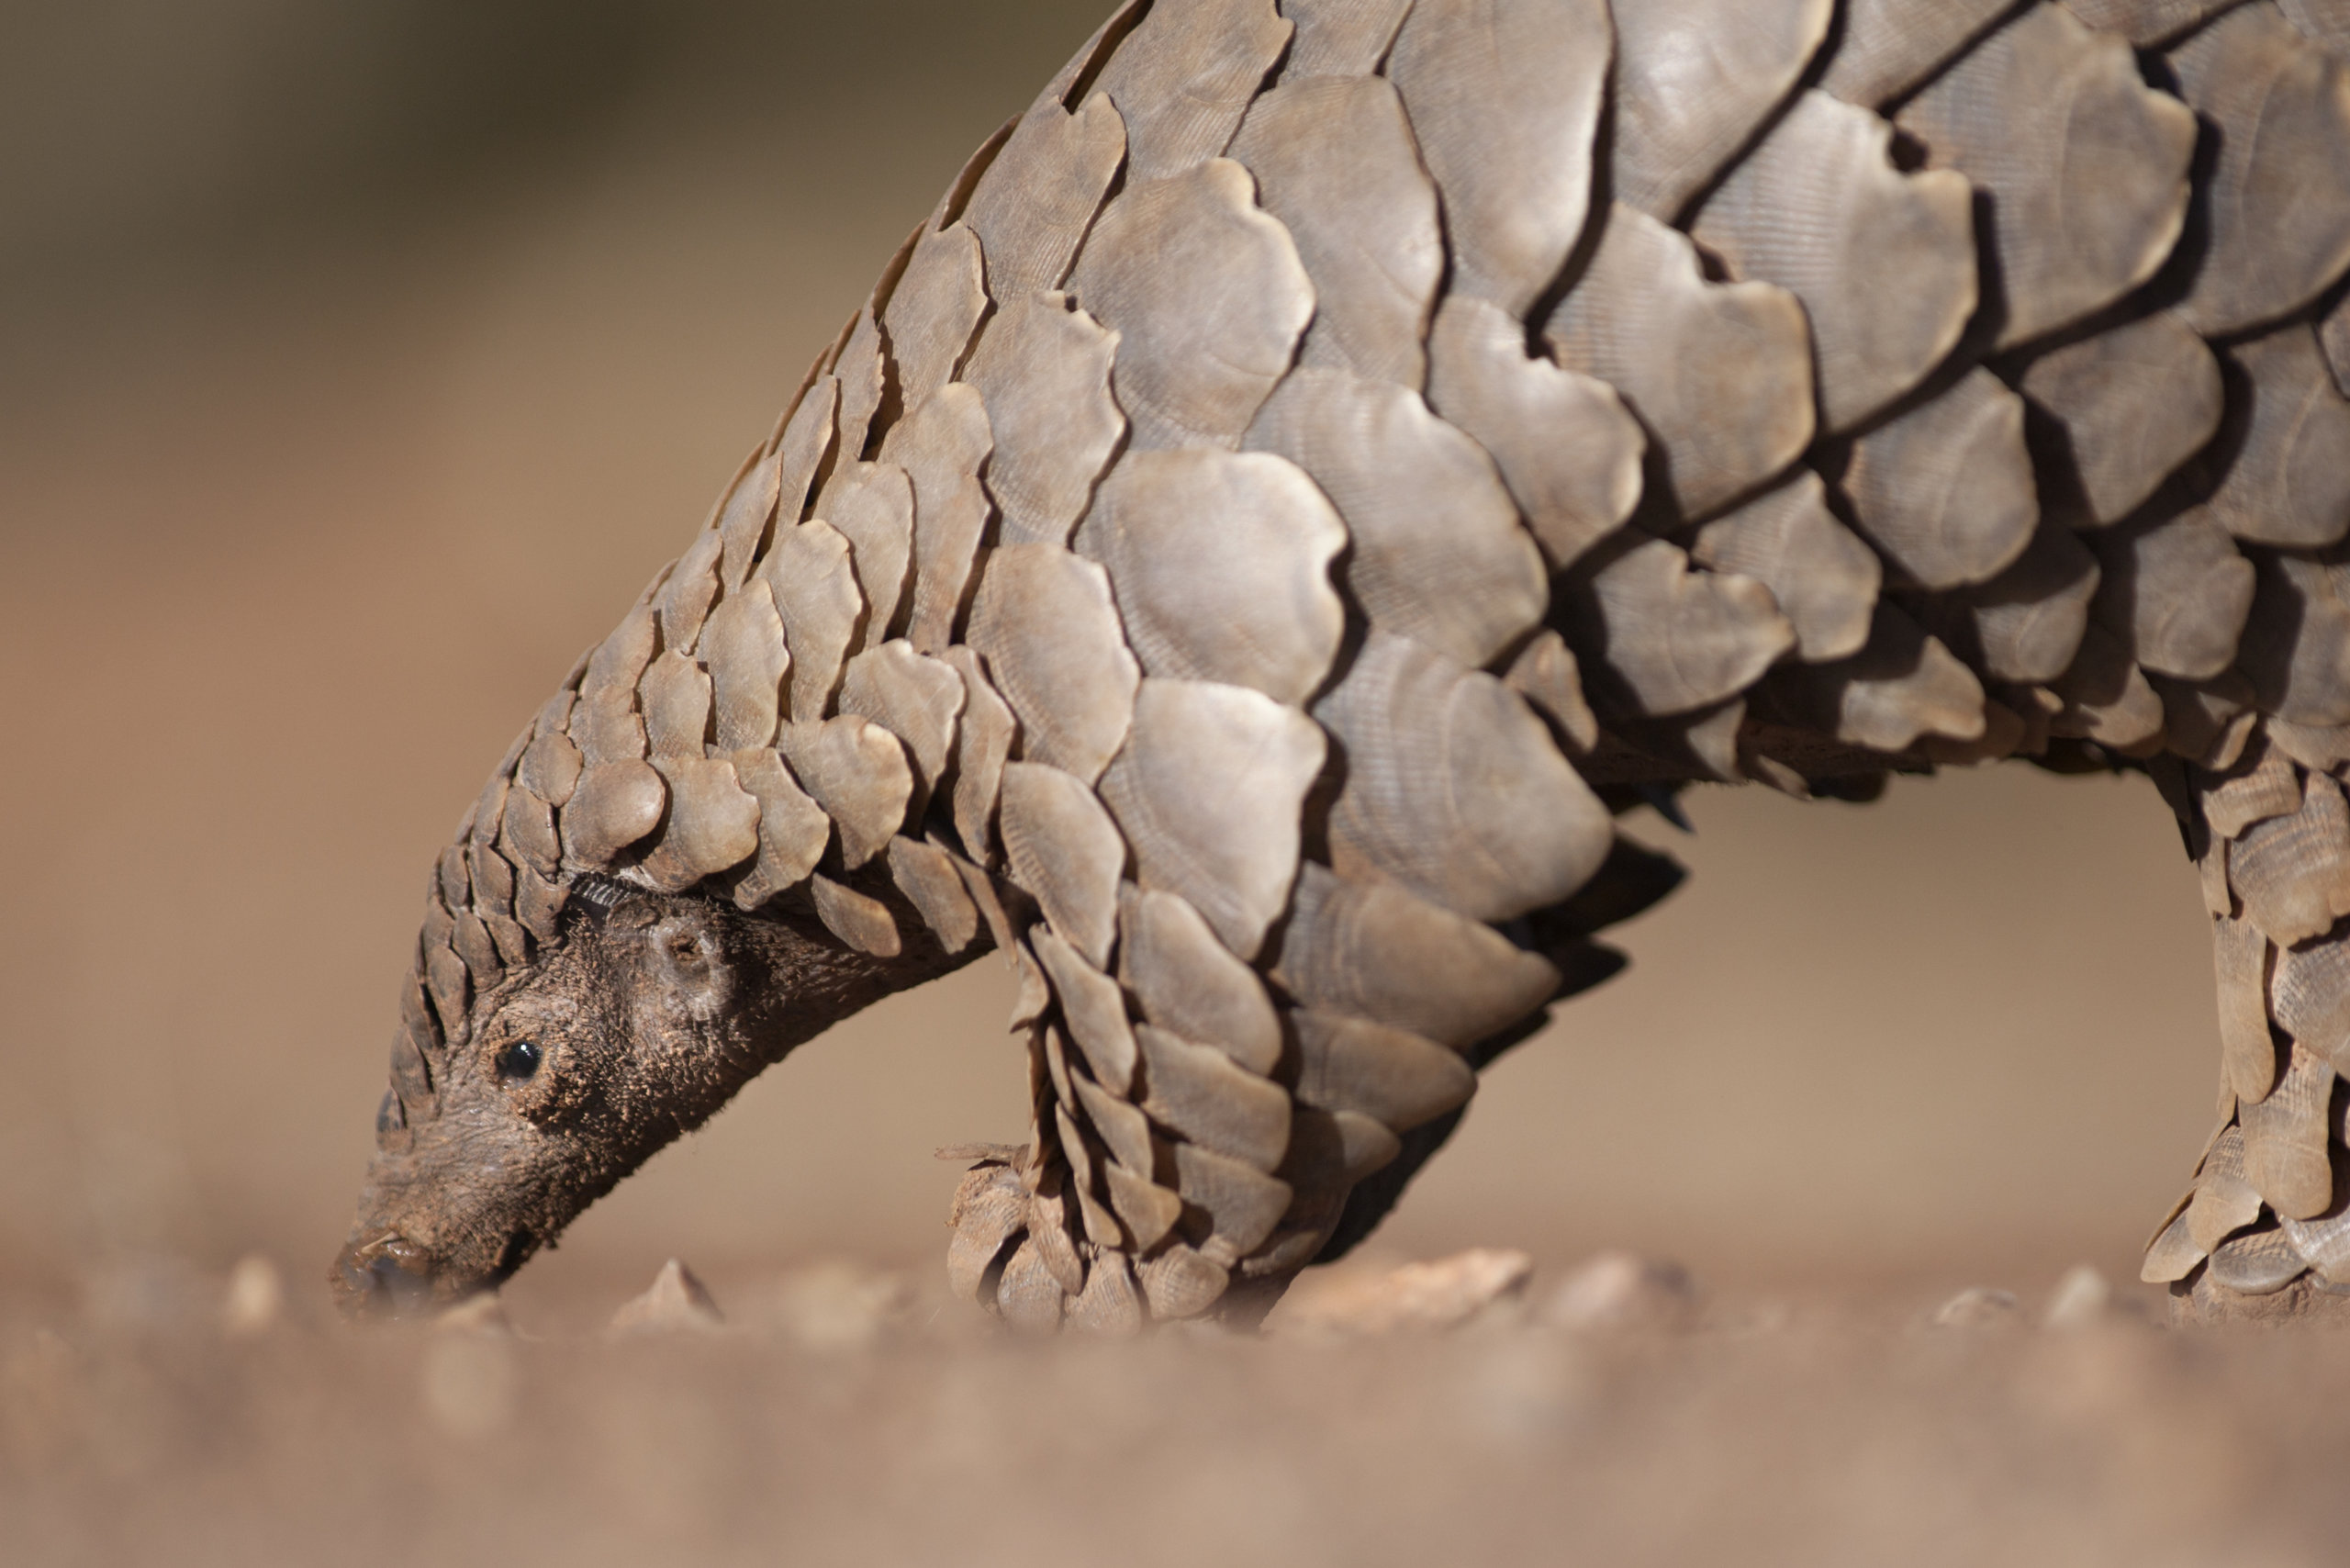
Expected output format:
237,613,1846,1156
2,4,2333,1562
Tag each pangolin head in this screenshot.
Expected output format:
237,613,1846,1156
330,879,902,1317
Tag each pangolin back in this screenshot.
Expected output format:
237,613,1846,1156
375,0,2350,1327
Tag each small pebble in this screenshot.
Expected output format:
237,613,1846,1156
1930,1286,2021,1329
218,1255,283,1338
609,1259,725,1337
2042,1264,2115,1329
1543,1252,1697,1333
1281,1248,1534,1335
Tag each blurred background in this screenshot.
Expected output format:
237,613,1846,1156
0,0,2221,1320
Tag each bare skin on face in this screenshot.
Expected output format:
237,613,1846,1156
331,888,979,1316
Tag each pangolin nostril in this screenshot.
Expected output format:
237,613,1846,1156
330,1232,438,1318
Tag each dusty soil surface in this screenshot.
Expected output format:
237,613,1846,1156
4,6,2329,1562
10,1250,2350,1568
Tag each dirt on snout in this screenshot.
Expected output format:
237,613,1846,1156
6,1249,2350,1568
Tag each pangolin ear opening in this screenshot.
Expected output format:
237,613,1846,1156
648,919,725,1013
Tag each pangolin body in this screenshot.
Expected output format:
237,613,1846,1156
335,0,2350,1328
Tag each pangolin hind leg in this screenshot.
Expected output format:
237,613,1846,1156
2149,727,2350,1323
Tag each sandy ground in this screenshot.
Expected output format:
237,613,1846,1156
4,4,2333,1561
12,1250,2350,1568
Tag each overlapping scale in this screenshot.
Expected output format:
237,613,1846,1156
1424,296,1646,571
962,291,1124,548
1089,0,1290,183
1545,204,1814,523
1896,2,2198,352
1242,367,1548,668
1095,679,1325,961
1609,0,1832,223
965,543,1140,784
877,382,995,655
1226,75,1441,388
1065,160,1315,451
2167,5,2350,336
1312,632,1611,923
1071,449,1346,706
1690,89,1976,432
1384,0,1612,316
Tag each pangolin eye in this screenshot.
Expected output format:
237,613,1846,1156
495,1040,543,1082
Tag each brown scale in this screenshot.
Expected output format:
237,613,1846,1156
1088,0,1288,184
808,875,899,958
2167,5,2350,336
1895,3,2197,353
1685,474,1880,666
776,716,912,873
1920,521,2098,687
1071,448,1346,705
337,0,2350,1331
1818,0,2017,107
879,224,987,417
1610,0,1832,225
2048,621,2165,754
1762,604,1987,756
1312,632,1611,922
1502,632,1603,756
2240,553,2350,728
1064,160,1314,452
2012,310,2223,529
879,385,996,655
1832,368,2039,591
1545,204,1814,524
837,643,966,816
1691,88,1975,432
964,544,1138,784
1425,294,1645,571
962,291,1123,549
1000,764,1125,970
2325,292,2350,398
1561,533,1794,719
1385,0,1610,317
816,461,917,644
1227,73,1440,389
758,519,860,720
887,837,979,957
2084,508,2255,683
2204,324,2350,551
1116,884,1283,1076
1242,366,1549,668
1095,678,1325,960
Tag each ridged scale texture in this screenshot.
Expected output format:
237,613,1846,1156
380,0,2350,1325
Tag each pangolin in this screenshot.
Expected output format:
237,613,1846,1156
330,0,2350,1330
